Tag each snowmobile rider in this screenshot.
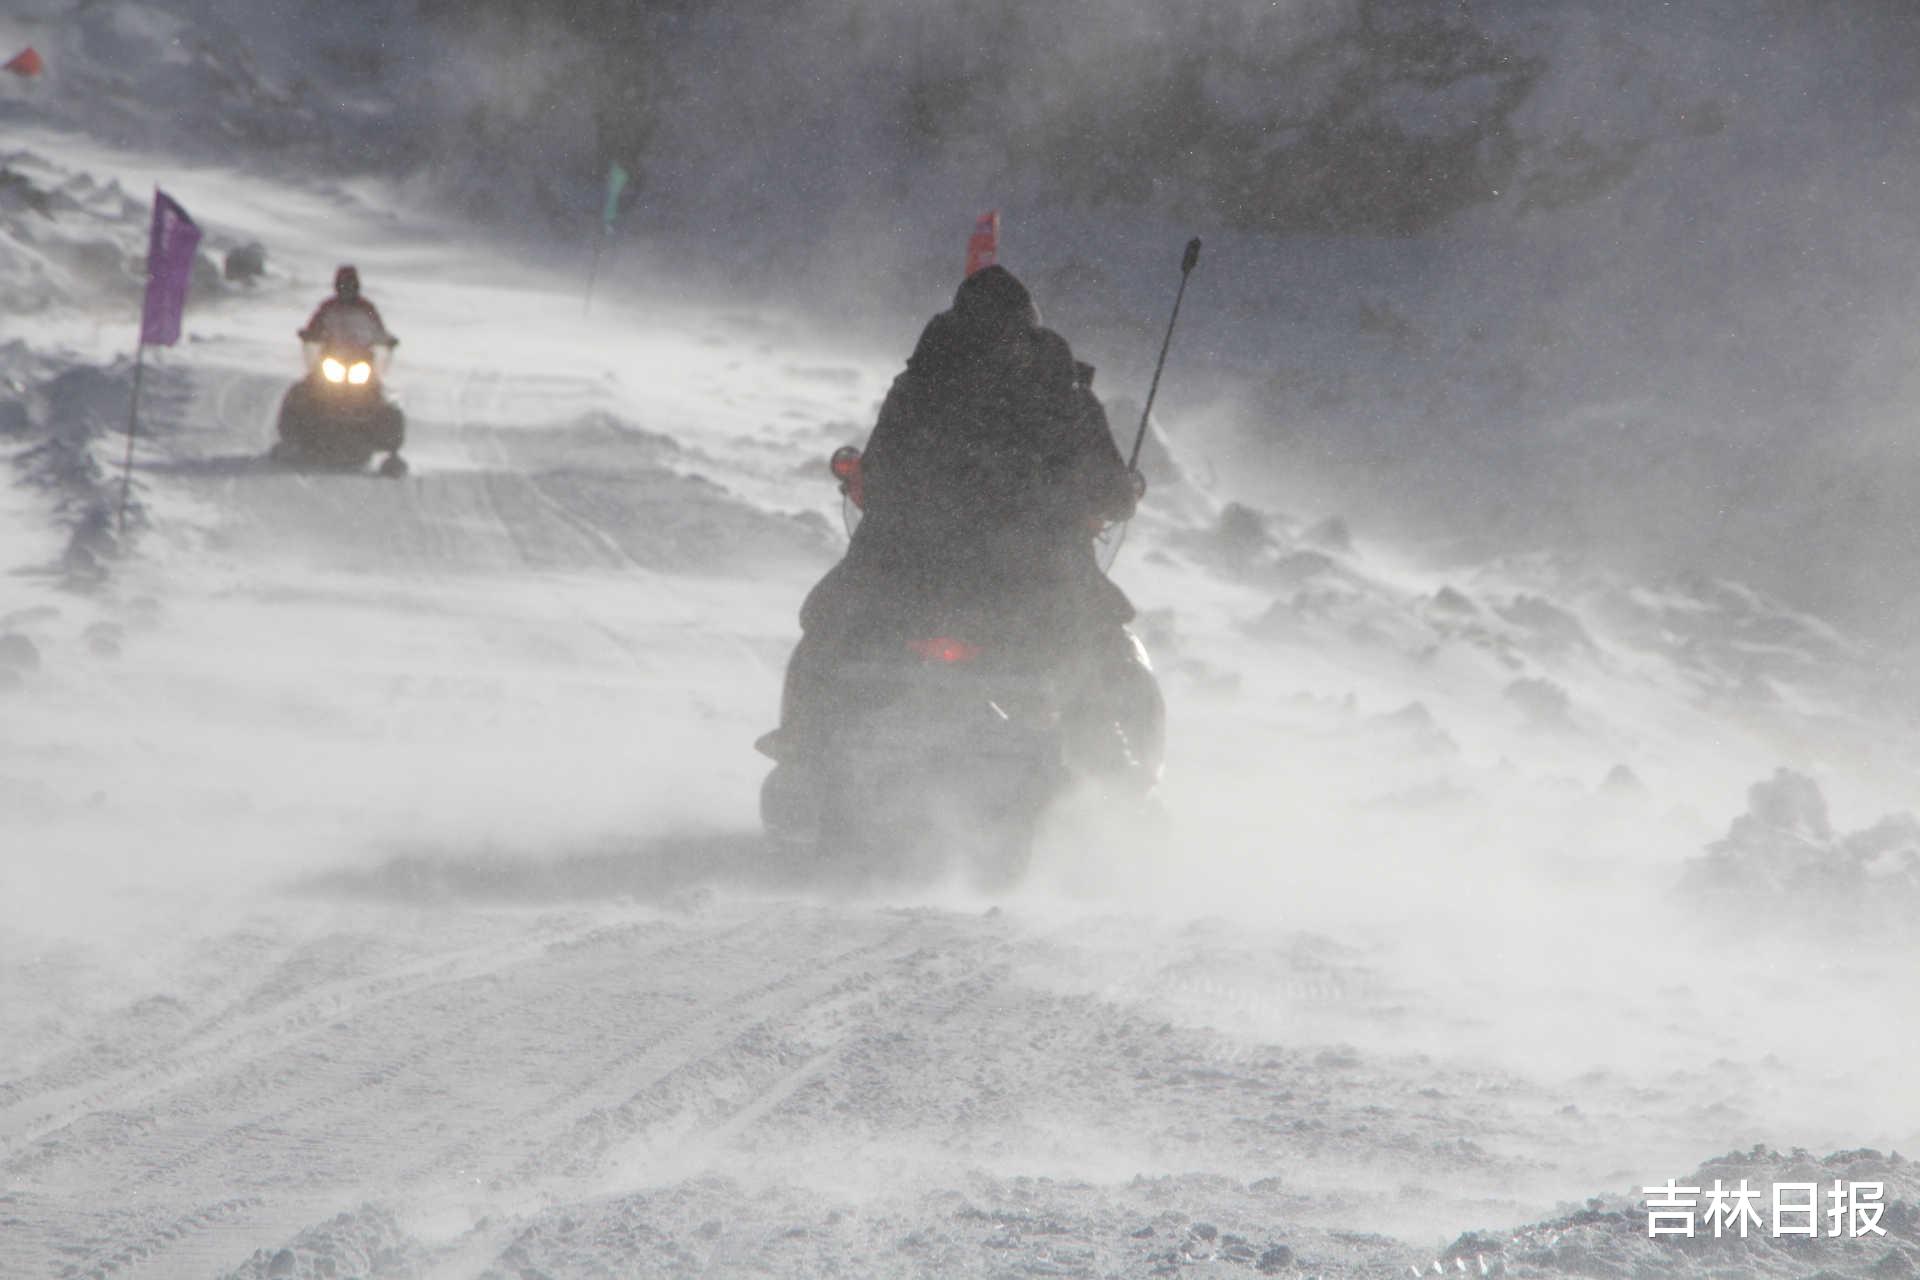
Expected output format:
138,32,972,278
299,265,397,349
761,263,1143,758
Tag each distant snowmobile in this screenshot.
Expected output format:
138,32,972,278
758,446,1165,885
270,338,407,477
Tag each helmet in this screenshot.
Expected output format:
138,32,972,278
334,265,361,300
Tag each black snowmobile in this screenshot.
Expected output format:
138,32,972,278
270,339,407,477
758,446,1165,884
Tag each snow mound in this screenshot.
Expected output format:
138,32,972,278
223,1205,418,1280
9,356,150,578
0,148,232,318
1588,572,1857,703
1685,770,1920,926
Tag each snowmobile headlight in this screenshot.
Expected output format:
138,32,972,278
321,357,347,383
347,361,372,386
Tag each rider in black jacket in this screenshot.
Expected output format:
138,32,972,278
763,265,1142,759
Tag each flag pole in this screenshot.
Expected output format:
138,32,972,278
586,162,630,317
117,342,147,535
584,231,604,317
1129,237,1203,473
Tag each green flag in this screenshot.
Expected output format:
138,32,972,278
602,163,630,233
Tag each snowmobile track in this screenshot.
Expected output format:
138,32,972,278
0,913,766,1169
3,909,1002,1279
490,914,943,1185
51,1193,269,1280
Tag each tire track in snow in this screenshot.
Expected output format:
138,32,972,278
0,913,766,1175
510,929,1016,1190
615,945,1019,1184
408,920,1021,1278
0,917,599,1151
40,1193,269,1280
17,908,932,1280
402,911,940,1193
19,912,783,1280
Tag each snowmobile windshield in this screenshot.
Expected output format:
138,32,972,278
308,305,391,350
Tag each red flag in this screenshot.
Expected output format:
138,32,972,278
4,47,44,78
964,210,999,278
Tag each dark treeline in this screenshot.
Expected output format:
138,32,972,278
404,0,1571,238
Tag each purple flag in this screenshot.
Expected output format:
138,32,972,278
139,189,201,347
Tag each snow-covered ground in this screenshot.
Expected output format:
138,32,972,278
5,10,1920,1277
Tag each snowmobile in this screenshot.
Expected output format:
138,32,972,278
270,339,407,477
758,446,1165,884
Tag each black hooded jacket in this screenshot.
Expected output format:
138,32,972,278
805,266,1135,633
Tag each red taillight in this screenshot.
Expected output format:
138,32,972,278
907,637,980,664
829,445,865,509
